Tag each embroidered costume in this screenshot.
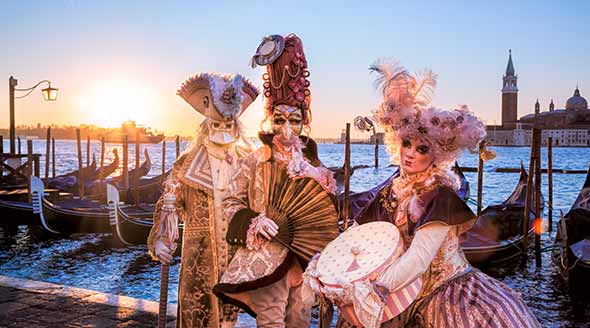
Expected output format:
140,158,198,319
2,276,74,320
147,73,259,327
214,34,336,327
325,60,539,327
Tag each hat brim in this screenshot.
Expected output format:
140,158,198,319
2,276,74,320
252,35,285,67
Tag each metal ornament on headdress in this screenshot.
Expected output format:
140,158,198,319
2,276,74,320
251,35,286,68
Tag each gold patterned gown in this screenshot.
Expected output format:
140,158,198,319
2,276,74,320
214,135,332,322
148,140,250,327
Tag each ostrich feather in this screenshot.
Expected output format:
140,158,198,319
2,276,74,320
412,70,437,107
369,59,416,109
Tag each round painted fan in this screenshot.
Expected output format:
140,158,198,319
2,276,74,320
263,161,339,262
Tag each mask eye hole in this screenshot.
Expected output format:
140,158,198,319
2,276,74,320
203,96,209,108
212,122,220,128
225,123,233,129
416,145,430,155
402,138,411,148
273,118,286,125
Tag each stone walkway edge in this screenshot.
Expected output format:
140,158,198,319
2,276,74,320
0,275,177,318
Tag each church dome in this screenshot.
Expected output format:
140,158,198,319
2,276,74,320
565,87,588,111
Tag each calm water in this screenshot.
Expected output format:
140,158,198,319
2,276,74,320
1,140,589,327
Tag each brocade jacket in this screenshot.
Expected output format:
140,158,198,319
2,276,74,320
147,139,250,327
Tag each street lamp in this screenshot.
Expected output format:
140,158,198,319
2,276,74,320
354,115,379,168
8,76,58,154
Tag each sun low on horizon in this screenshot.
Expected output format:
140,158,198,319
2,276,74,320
75,79,158,128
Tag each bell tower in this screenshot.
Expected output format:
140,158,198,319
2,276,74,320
502,50,518,128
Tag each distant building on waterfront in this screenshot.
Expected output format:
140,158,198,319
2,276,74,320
338,130,384,144
486,51,590,146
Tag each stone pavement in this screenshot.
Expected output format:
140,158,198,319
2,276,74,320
0,276,176,328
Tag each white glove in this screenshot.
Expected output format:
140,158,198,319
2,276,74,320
154,239,174,265
246,213,279,250
253,213,279,240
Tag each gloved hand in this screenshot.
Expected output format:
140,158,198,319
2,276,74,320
154,239,174,265
246,213,279,250
252,213,278,240
259,215,278,240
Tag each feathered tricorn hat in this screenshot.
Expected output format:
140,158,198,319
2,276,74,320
370,59,487,168
252,34,312,124
177,73,259,121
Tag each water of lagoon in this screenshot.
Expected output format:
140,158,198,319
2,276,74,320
1,140,589,327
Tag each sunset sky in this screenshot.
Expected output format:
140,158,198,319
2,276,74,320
1,1,588,138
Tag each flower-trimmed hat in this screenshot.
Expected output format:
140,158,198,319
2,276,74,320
370,60,487,168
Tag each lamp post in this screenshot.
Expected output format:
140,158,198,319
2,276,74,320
8,76,58,154
354,115,379,168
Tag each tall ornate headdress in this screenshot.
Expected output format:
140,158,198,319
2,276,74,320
370,59,487,168
251,34,312,125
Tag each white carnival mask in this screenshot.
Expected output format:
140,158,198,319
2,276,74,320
208,119,238,145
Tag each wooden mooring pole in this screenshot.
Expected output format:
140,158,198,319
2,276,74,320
374,132,379,168
161,141,166,176
476,141,485,216
534,128,542,265
44,127,51,182
51,138,56,178
135,131,140,205
547,137,553,232
99,137,105,195
122,135,129,202
76,129,84,198
27,140,33,203
0,135,3,153
522,131,536,256
18,137,21,155
86,135,90,167
342,123,351,231
175,136,180,159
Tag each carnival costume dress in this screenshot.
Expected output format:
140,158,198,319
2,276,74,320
325,61,540,328
214,33,337,327
147,73,259,328
214,134,335,326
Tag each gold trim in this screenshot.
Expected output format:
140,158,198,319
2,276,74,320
206,194,221,326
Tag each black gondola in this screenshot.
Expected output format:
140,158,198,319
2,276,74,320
107,183,182,247
46,155,97,193
461,165,542,266
0,153,120,227
85,149,152,200
31,176,154,234
552,167,590,294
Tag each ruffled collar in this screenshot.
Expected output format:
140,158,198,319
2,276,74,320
389,166,460,226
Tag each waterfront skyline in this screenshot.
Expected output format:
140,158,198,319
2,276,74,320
1,1,589,138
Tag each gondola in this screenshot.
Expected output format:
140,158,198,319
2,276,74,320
85,149,152,199
46,155,97,193
552,167,590,294
31,176,153,234
107,183,182,247
0,153,119,227
93,149,119,180
461,164,542,266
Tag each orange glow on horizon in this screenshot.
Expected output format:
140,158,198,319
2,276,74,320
76,80,156,128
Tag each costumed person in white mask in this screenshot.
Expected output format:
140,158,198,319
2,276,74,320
306,60,540,328
213,34,337,327
147,72,259,327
